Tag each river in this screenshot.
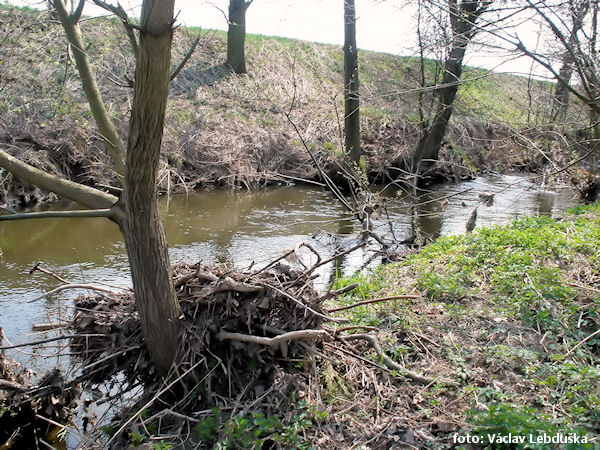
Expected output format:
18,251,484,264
0,174,579,368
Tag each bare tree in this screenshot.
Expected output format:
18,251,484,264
227,0,253,74
411,0,491,175
344,0,361,164
0,0,187,376
551,0,591,122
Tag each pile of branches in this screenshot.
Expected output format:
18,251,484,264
2,246,451,448
71,254,341,395
0,354,78,447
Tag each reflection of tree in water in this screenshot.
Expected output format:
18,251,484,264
324,216,356,285
533,191,555,216
416,195,444,242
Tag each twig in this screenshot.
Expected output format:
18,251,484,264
106,361,203,447
27,283,118,303
567,282,600,294
162,409,201,423
29,262,71,284
170,35,201,81
35,414,66,430
342,334,457,386
565,329,600,357
174,267,201,288
32,322,69,332
328,325,377,334
261,283,349,323
287,241,366,288
410,330,440,348
0,334,108,350
216,329,330,347
326,294,419,313
0,379,28,392
79,345,141,372
319,283,358,301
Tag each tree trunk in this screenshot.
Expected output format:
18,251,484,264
344,0,361,164
412,0,488,174
551,1,590,123
0,0,182,376
412,44,466,173
227,0,249,74
120,0,181,376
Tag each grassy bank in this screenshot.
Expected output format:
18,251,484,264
332,202,600,447
0,5,575,207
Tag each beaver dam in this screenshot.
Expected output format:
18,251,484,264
0,249,447,449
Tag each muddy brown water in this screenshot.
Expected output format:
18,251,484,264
0,174,579,370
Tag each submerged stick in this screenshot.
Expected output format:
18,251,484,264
27,283,118,303
0,334,108,350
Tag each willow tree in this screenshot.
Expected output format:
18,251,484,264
0,0,184,376
227,0,253,74
412,0,490,174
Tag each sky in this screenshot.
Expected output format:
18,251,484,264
5,0,541,76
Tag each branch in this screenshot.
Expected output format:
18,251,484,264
0,147,117,209
216,329,330,347
343,334,457,386
325,294,420,313
27,283,119,303
30,262,71,284
170,35,200,81
0,209,115,221
0,333,108,351
0,379,29,392
93,0,139,60
52,0,127,179
261,283,350,323
515,39,600,114
72,0,85,22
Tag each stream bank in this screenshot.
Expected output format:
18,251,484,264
2,199,596,449
330,201,600,447
3,5,597,209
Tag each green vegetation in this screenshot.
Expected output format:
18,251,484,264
191,402,324,449
332,202,600,446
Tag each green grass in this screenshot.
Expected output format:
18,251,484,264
331,202,600,444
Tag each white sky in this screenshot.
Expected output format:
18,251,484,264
6,0,542,76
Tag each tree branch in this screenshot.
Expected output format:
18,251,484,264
0,147,117,209
325,294,420,313
0,209,115,221
52,0,127,179
93,0,139,60
343,334,457,386
27,283,119,303
216,329,330,347
72,0,86,22
170,34,200,81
